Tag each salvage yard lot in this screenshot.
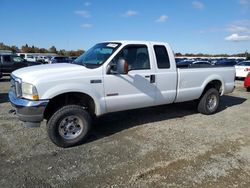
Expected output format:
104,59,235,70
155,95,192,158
0,76,250,188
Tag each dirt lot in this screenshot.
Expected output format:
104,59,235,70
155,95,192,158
0,76,250,188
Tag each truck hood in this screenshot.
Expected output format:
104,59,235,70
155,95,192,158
12,63,90,83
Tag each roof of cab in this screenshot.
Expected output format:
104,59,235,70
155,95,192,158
103,40,169,45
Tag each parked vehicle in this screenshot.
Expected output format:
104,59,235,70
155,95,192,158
176,60,195,67
50,56,70,64
26,55,37,62
215,59,237,66
37,56,51,64
17,53,57,63
0,54,28,78
9,41,235,147
68,56,78,63
45,56,52,63
177,60,211,68
244,72,250,92
0,54,41,79
235,61,250,78
191,61,212,68
175,58,187,63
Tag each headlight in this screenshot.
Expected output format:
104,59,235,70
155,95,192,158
21,82,39,100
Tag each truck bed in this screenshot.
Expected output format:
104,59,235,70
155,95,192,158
175,67,235,102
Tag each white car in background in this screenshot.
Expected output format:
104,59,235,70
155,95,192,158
26,55,37,62
235,61,250,78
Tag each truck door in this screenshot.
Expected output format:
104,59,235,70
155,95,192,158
153,45,177,105
1,55,14,73
104,44,157,113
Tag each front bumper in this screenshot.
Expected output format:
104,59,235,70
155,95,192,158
8,91,49,127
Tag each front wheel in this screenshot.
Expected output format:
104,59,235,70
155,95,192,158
197,88,220,115
47,105,91,148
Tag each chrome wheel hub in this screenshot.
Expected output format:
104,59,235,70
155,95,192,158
207,94,217,111
58,116,83,140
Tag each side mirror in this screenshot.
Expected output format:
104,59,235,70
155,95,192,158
117,58,128,74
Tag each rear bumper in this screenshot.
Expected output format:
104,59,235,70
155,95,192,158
8,91,49,127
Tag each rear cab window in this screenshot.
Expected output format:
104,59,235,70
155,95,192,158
153,45,170,69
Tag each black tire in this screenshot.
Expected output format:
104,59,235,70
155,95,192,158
197,88,220,115
247,87,250,92
0,72,2,79
47,105,91,148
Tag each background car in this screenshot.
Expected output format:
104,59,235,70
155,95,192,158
50,56,70,64
235,61,250,78
177,60,211,68
26,55,37,62
214,59,237,66
68,56,78,63
0,54,41,78
176,60,195,68
244,72,250,92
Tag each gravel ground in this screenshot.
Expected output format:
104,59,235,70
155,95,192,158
0,76,250,188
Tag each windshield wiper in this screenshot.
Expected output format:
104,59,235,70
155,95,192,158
81,62,87,67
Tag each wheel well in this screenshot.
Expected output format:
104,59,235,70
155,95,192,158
44,92,95,120
202,80,222,96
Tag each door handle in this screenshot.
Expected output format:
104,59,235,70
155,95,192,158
150,75,155,83
145,75,155,83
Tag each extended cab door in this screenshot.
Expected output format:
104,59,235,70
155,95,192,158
103,44,157,113
152,43,178,105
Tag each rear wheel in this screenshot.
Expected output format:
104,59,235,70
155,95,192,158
198,88,220,115
47,105,91,148
247,87,250,92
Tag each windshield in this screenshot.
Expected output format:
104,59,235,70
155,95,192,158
73,42,121,68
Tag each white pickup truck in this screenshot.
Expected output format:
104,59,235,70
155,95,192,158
9,41,235,147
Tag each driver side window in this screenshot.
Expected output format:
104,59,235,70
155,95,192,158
112,45,150,71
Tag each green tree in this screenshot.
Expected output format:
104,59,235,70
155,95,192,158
245,51,250,60
21,44,31,53
49,46,57,54
10,45,19,53
39,48,48,53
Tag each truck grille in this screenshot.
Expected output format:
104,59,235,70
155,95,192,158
10,75,22,97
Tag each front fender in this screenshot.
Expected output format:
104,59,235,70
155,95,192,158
38,83,106,116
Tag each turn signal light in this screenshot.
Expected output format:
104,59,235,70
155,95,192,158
32,95,39,100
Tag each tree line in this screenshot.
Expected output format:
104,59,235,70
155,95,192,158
0,43,84,57
0,42,249,59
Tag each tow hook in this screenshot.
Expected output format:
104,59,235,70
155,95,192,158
9,109,16,115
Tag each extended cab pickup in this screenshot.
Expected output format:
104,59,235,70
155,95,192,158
9,41,235,147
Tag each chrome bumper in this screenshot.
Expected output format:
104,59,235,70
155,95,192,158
8,91,49,127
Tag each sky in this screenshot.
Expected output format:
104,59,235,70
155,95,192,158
0,0,250,54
